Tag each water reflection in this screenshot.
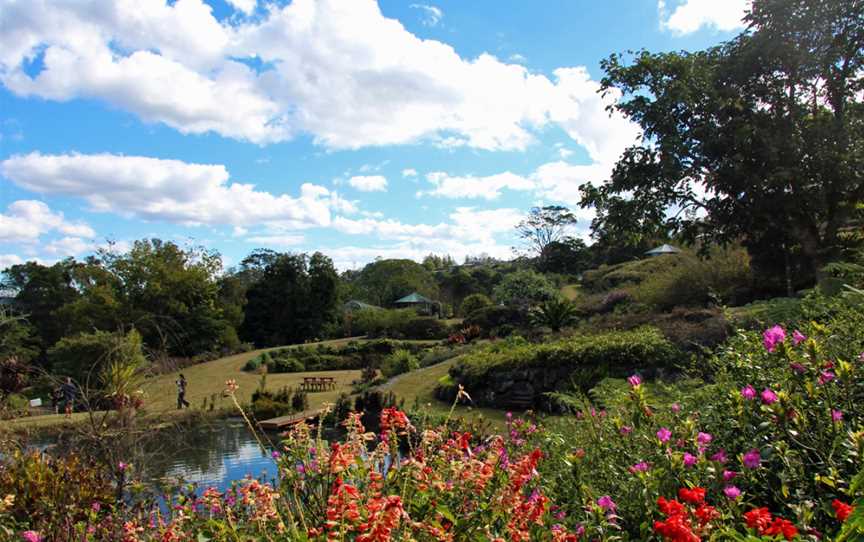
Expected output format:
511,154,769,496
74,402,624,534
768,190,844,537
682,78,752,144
146,418,279,491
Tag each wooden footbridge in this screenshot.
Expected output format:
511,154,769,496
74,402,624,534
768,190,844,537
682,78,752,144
258,408,325,430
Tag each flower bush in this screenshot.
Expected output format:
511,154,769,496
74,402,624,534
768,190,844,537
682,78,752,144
2,319,864,541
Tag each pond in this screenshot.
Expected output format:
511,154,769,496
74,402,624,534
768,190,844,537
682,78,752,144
152,417,281,491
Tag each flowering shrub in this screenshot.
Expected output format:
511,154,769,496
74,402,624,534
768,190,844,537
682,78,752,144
3,320,864,541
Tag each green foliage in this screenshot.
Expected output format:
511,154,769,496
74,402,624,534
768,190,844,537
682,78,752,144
463,305,527,337
459,293,492,317
349,308,448,339
537,237,592,275
240,252,340,347
630,247,753,309
492,269,557,307
351,259,439,306
450,327,680,395
585,0,864,284
0,308,38,363
380,349,419,378
529,297,578,331
515,205,579,256
48,329,147,387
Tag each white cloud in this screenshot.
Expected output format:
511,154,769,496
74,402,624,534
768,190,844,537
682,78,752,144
43,236,93,256
226,0,256,16
0,0,638,159
508,53,527,64
401,168,418,178
410,4,443,27
0,254,23,270
659,0,750,35
347,175,388,192
418,171,534,200
0,199,95,242
0,152,333,228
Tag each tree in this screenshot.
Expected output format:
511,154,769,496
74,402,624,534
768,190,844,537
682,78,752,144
459,293,493,317
493,270,557,308
48,329,146,388
99,239,228,355
240,252,340,347
0,308,38,363
515,206,578,256
583,0,864,287
538,238,592,274
354,259,438,306
2,259,80,357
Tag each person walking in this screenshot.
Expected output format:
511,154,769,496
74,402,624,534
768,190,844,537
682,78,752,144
176,373,190,409
60,377,76,418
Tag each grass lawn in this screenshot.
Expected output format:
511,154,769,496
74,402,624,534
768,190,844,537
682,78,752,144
140,340,362,414
382,357,510,428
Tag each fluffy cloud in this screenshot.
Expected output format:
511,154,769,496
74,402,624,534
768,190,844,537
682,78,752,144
244,234,305,247
402,168,418,178
0,0,637,158
419,171,534,200
43,236,93,256
0,152,333,227
226,0,256,16
0,199,95,242
659,0,750,35
0,254,24,269
347,175,388,192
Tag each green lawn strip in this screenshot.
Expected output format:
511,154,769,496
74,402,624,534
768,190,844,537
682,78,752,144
381,357,510,428
560,284,581,300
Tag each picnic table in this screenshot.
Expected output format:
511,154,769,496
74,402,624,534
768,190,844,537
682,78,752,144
300,376,336,392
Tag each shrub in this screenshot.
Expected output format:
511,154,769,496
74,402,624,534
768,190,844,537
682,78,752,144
631,247,753,309
48,329,147,386
450,327,681,400
464,305,527,336
459,293,492,316
492,269,557,307
530,297,578,331
380,349,419,378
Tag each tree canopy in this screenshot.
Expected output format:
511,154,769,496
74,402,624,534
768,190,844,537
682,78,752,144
582,0,864,285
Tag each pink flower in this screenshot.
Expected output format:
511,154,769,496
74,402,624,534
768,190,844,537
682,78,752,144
723,470,738,481
792,330,807,345
627,374,642,388
711,449,728,463
597,495,616,512
761,388,778,405
741,385,757,400
629,462,650,474
671,403,681,413
118,462,128,472
818,370,836,385
91,502,101,512
619,425,633,435
789,362,806,374
743,449,761,469
763,325,786,352
271,451,281,459
697,432,713,446
683,453,697,468
724,485,742,500
858,352,864,362
832,409,844,422
21,532,41,542
657,427,672,443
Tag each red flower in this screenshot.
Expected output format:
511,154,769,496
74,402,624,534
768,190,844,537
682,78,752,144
657,497,686,517
694,504,719,526
678,487,706,505
833,499,854,522
654,515,700,542
743,507,773,533
764,518,798,541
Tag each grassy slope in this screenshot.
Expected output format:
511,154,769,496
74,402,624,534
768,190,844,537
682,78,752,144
561,284,581,300
381,357,509,426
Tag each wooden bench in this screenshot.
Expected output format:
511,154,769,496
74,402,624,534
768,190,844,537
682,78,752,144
300,376,336,392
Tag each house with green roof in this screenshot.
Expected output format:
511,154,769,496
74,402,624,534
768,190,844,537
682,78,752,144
393,292,440,317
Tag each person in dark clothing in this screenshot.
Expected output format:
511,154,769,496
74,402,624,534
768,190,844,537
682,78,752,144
60,377,76,418
176,373,190,409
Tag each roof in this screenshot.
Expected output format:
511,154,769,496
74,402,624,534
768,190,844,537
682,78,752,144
394,292,435,304
645,244,682,255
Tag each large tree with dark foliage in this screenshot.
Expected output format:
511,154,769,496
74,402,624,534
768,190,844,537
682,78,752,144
240,252,339,347
515,206,578,257
582,0,864,288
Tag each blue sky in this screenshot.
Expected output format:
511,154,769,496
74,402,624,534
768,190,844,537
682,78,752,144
0,0,747,271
